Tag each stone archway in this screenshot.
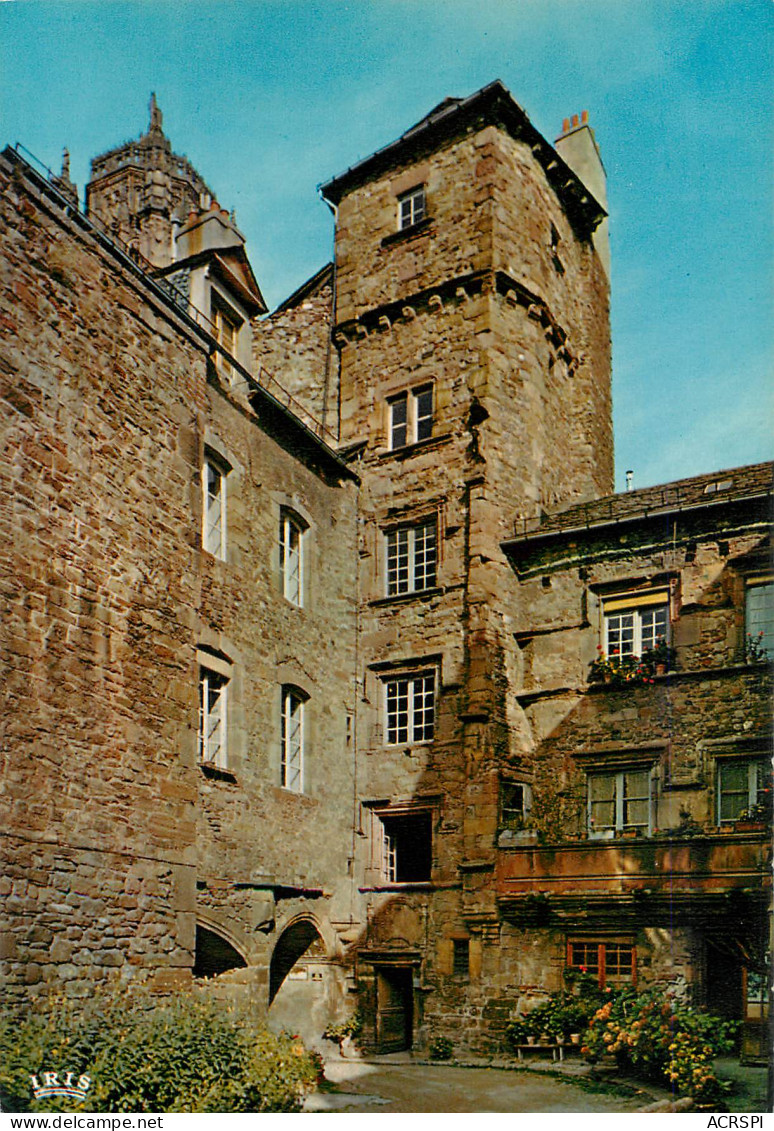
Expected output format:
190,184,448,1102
267,918,345,1050
193,923,248,978
269,918,323,1004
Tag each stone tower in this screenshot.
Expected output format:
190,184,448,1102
319,80,612,1047
86,94,214,267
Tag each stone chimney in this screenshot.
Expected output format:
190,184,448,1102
555,111,610,279
174,198,246,261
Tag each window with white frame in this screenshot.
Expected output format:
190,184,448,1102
281,686,305,792
398,185,426,230
717,758,771,824
384,671,435,745
388,385,433,449
588,767,653,837
279,510,306,606
500,781,532,828
567,939,636,987
212,297,241,382
603,591,669,657
745,578,774,656
386,518,437,596
376,809,432,883
199,666,228,767
202,453,228,560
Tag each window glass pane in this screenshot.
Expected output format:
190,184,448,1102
640,605,669,652
719,762,751,823
414,387,433,441
387,528,410,595
386,679,409,744
746,583,774,653
280,514,303,605
570,942,599,974
412,673,435,742
452,939,469,977
282,690,303,791
623,769,650,828
413,520,437,590
204,461,225,557
606,613,634,656
390,396,408,448
589,773,615,833
199,669,227,766
605,944,633,979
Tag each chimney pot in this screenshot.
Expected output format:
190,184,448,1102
581,109,589,124
562,118,570,133
571,114,579,128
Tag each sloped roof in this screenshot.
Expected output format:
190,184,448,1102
320,80,606,235
504,461,773,547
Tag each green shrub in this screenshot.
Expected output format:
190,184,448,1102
582,985,739,1104
0,986,320,1113
428,1036,454,1060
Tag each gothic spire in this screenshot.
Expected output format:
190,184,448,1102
149,92,163,135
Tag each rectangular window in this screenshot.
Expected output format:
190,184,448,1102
386,519,437,596
378,810,432,882
279,510,305,606
212,300,240,382
388,385,434,450
385,672,435,745
717,759,770,824
281,687,304,792
567,940,636,987
588,768,652,837
603,591,669,657
500,781,532,828
202,455,228,560
452,939,470,978
746,579,774,656
398,185,426,230
199,667,228,767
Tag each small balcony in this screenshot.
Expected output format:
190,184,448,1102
496,830,771,920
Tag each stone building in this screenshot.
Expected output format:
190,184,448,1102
1,83,770,1060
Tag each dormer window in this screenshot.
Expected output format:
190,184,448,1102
212,297,241,382
398,185,426,230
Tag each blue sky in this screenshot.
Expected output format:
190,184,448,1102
1,0,771,489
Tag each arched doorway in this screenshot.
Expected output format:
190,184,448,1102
268,918,344,1051
269,918,322,1004
193,923,248,978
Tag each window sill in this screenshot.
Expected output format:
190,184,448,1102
199,762,238,784
370,587,444,608
377,433,453,461
587,662,772,691
381,217,433,247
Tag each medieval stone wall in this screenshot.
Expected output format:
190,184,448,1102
0,154,360,1006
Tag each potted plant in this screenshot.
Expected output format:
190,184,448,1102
642,637,675,677
322,1010,363,1057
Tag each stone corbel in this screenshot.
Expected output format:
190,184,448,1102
379,314,392,332
527,303,543,322
428,293,443,310
455,287,469,303
505,290,520,307
402,306,416,320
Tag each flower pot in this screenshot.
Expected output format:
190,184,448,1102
655,662,667,676
526,1035,536,1046
570,1033,581,1045
540,1033,551,1044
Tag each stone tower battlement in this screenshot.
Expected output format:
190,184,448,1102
85,94,214,268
